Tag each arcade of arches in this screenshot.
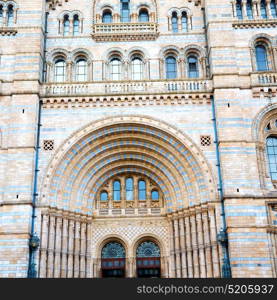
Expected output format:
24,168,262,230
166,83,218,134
37,116,222,278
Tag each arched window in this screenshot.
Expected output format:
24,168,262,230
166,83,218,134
110,58,122,81
125,177,134,201
188,55,199,78
246,0,253,19
151,190,159,201
100,191,108,201
131,57,143,80
166,56,177,79
7,5,14,26
271,0,277,18
255,45,269,71
75,59,87,82
102,10,112,23
0,5,3,26
73,15,80,36
63,15,70,36
171,12,178,33
139,9,149,22
54,59,66,82
138,180,146,201
113,180,121,201
121,0,130,22
236,0,243,19
181,11,188,32
267,137,277,180
261,0,268,19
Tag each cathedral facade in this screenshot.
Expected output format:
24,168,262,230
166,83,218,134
0,0,277,278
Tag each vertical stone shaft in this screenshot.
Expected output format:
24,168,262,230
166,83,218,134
39,214,49,278
74,221,81,278
67,218,75,278
178,214,188,278
209,207,220,277
54,217,62,278
86,223,93,278
184,213,193,278
47,215,56,278
190,213,200,278
202,209,213,277
61,217,69,278
169,217,176,277
173,217,181,278
80,220,87,278
196,209,207,278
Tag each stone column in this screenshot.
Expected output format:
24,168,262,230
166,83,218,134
202,209,213,277
196,209,206,278
208,206,220,277
67,218,75,278
39,214,49,278
47,215,56,278
61,217,69,278
54,217,62,278
178,213,188,278
177,16,182,32
173,215,181,278
86,223,93,277
252,0,259,18
231,0,237,17
80,220,87,278
168,217,176,277
257,0,262,17
190,212,200,278
184,213,193,277
242,0,248,18
74,220,81,278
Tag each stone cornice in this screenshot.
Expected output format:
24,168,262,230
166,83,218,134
0,27,17,36
233,19,277,29
41,93,213,109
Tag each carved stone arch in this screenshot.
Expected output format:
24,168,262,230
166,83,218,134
249,33,274,49
6,1,18,9
39,115,217,215
93,0,120,21
252,104,277,190
160,45,181,59
47,48,70,63
58,10,72,21
180,7,192,17
71,10,83,18
96,235,129,259
71,48,93,63
183,44,206,58
168,7,181,17
127,46,148,61
104,47,125,61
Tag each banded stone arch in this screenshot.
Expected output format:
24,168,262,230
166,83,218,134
39,115,217,214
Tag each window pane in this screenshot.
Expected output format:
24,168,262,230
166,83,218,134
63,16,70,36
126,177,133,201
121,0,130,22
246,0,253,19
139,10,149,22
100,191,108,201
166,56,177,79
76,59,87,82
267,137,277,181
103,11,112,23
131,58,143,80
261,0,267,19
271,0,277,18
188,56,199,78
172,12,178,32
182,12,188,32
55,60,66,82
151,190,159,201
0,6,3,26
138,180,146,200
111,58,121,80
73,15,79,36
256,45,268,71
113,180,121,201
236,0,243,19
7,5,14,26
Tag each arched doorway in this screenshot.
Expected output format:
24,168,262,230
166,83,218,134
136,241,161,278
101,241,126,278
